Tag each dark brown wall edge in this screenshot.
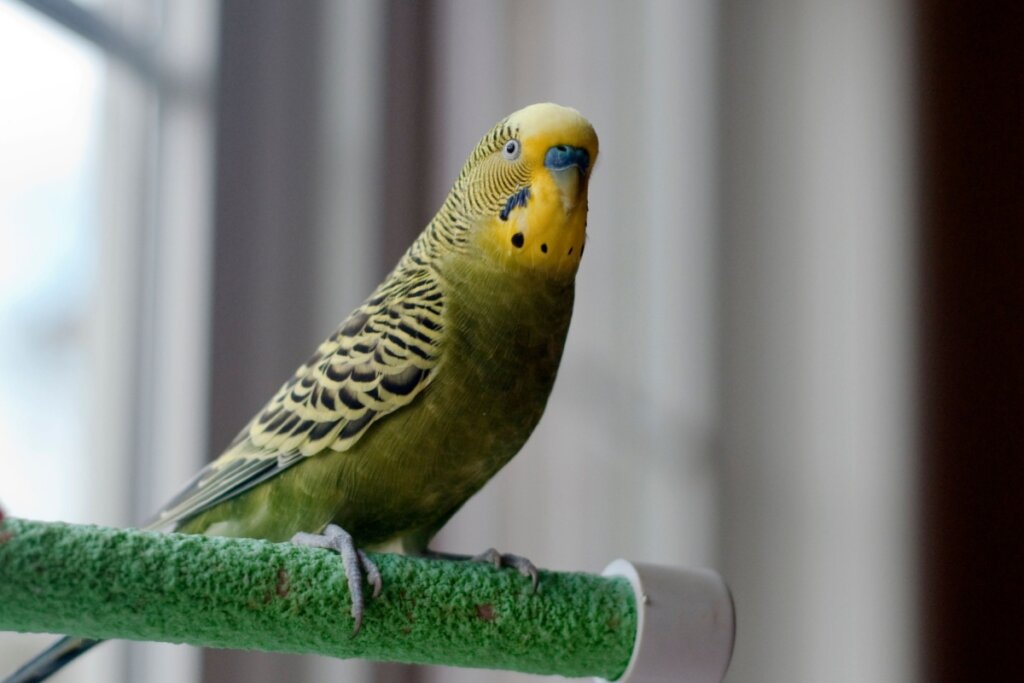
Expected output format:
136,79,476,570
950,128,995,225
917,3,1024,681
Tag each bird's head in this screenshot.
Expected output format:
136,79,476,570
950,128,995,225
444,103,598,282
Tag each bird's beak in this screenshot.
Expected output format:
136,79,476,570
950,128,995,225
544,144,590,211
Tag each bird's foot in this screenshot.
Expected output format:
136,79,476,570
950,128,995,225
472,548,539,593
424,547,539,593
291,524,381,636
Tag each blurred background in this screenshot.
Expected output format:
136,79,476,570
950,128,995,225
1,1,1021,682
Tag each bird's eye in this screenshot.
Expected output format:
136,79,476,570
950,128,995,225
502,139,521,161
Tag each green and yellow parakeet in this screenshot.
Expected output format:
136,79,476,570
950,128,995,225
6,102,598,682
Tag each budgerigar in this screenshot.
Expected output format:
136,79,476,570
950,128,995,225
6,102,598,682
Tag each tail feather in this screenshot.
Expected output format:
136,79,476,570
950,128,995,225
3,637,102,683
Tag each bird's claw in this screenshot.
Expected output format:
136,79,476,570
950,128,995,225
357,549,383,599
471,547,539,593
291,524,380,635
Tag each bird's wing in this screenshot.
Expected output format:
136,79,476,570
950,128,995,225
152,268,445,529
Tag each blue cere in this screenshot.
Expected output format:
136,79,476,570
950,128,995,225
544,144,590,173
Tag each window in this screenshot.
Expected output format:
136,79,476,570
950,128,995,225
0,0,104,525
0,1,215,681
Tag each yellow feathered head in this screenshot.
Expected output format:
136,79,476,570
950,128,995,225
444,103,599,281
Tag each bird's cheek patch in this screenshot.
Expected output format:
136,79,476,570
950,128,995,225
499,186,531,222
477,180,586,278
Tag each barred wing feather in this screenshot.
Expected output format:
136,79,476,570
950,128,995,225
153,269,444,529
